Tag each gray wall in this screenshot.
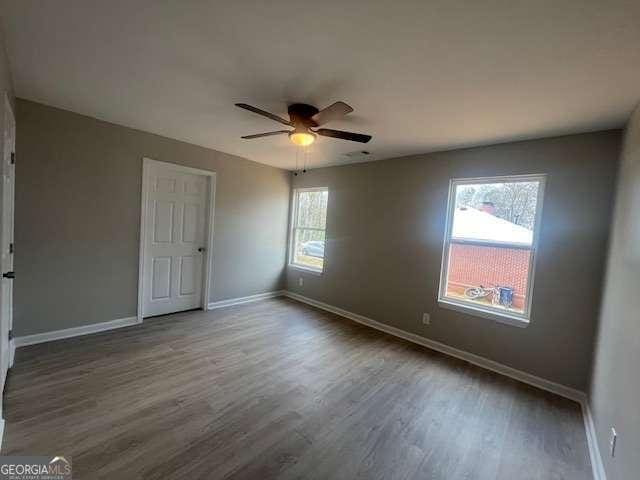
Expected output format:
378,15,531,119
287,131,621,391
589,106,640,480
0,28,13,229
0,22,14,134
15,99,290,336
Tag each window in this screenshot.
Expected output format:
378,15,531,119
289,187,328,273
438,174,546,325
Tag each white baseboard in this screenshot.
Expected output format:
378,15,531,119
8,339,14,368
283,291,584,402
580,399,607,480
0,417,4,453
284,291,606,480
7,290,604,479
284,291,606,479
13,290,285,348
14,316,141,348
207,290,285,310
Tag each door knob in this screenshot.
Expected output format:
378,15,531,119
198,247,205,252
2,271,15,279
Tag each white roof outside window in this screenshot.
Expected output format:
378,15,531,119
452,207,533,246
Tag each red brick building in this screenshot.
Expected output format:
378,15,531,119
445,205,533,310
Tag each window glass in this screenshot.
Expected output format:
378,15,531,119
440,177,545,321
290,188,328,272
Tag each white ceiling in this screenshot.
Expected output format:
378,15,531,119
2,0,640,170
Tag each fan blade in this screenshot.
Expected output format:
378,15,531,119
235,103,292,126
316,128,371,143
311,101,354,126
241,130,290,139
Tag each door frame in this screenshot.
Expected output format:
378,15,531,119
2,93,15,372
137,157,217,322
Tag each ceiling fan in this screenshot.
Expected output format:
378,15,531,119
235,101,372,146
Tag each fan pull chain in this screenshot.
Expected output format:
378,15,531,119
303,146,308,173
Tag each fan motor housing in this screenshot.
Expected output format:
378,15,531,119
288,103,319,127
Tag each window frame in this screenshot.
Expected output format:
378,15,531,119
288,186,329,274
437,174,547,327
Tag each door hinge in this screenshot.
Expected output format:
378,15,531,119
10,152,15,164
9,243,13,254
8,329,13,341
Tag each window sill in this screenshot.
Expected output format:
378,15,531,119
437,298,529,328
288,264,324,276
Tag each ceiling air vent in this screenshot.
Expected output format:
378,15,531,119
343,150,372,160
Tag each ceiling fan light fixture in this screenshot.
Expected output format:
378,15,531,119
289,130,316,147
236,102,371,145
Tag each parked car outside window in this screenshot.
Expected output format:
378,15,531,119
301,240,325,258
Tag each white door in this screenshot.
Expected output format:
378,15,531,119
0,94,15,391
142,162,209,317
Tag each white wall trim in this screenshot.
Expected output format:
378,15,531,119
437,174,547,325
14,316,141,348
580,399,607,480
208,290,285,310
5,291,604,479
14,290,286,349
0,417,4,454
283,291,584,402
9,339,14,368
284,291,608,479
287,187,328,275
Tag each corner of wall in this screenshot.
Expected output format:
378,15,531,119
586,102,640,480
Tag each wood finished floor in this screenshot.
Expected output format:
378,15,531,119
3,298,591,479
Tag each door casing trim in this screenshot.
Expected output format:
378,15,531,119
137,157,217,322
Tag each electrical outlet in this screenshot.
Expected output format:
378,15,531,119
298,277,304,287
422,313,431,325
610,427,617,457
